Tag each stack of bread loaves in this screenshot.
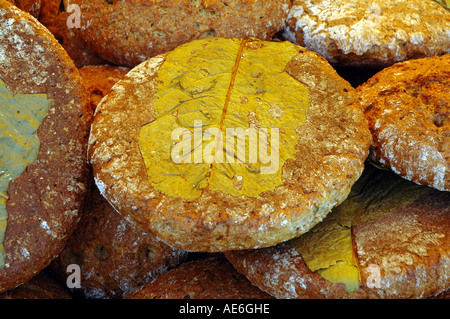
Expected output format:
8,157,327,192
0,0,448,299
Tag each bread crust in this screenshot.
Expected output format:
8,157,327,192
226,168,450,299
356,54,450,191
39,0,107,68
0,0,92,293
48,182,190,299
88,39,371,252
5,0,40,17
64,0,292,67
78,65,130,112
125,255,274,299
0,271,72,299
283,0,450,67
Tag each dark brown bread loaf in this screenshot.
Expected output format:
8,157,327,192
48,182,190,299
125,255,274,299
63,0,292,67
0,0,92,293
6,0,40,17
38,0,107,68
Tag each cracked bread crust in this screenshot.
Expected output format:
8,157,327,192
282,0,450,68
356,54,449,191
64,0,292,67
87,40,371,252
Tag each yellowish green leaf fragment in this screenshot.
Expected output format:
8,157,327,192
290,165,432,293
139,37,310,199
433,0,450,9
0,79,53,269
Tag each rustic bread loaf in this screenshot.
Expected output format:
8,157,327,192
5,0,40,17
0,0,92,293
283,0,450,67
88,37,371,252
63,0,292,67
48,182,190,299
355,54,449,191
39,0,107,68
0,271,72,299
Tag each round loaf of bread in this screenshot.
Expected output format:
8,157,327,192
0,0,92,293
282,0,450,67
355,54,449,191
125,255,274,299
63,0,292,67
226,164,450,299
88,37,371,252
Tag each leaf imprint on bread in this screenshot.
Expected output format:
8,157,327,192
433,0,450,10
289,165,432,293
139,38,310,199
0,79,53,269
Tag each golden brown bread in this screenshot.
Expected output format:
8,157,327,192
355,54,449,191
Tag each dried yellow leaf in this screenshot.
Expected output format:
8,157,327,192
0,79,52,268
139,38,310,199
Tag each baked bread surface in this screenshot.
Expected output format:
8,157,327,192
283,0,450,67
356,54,449,191
64,0,292,67
0,0,92,293
39,0,107,68
125,255,274,299
226,165,450,299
